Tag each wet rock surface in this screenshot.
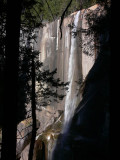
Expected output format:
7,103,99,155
19,113,64,160
16,118,40,159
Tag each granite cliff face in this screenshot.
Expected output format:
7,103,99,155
34,5,97,133
19,5,98,160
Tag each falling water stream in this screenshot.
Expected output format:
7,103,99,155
64,11,81,131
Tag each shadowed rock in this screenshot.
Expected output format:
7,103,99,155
51,28,110,160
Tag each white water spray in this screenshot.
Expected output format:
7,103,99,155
64,11,81,128
56,20,59,50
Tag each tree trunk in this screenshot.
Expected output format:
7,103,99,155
1,1,23,160
28,55,36,160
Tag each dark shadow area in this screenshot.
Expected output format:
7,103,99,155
36,141,45,160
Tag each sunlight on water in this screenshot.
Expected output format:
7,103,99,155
64,11,80,130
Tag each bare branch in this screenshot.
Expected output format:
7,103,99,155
60,0,73,39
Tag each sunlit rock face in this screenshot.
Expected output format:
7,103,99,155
34,5,97,135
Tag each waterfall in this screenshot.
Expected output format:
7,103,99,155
64,11,81,129
56,20,59,50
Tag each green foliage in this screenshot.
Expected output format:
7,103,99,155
38,0,81,21
39,0,98,21
21,0,98,24
21,0,43,28
82,0,97,9
36,67,69,106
